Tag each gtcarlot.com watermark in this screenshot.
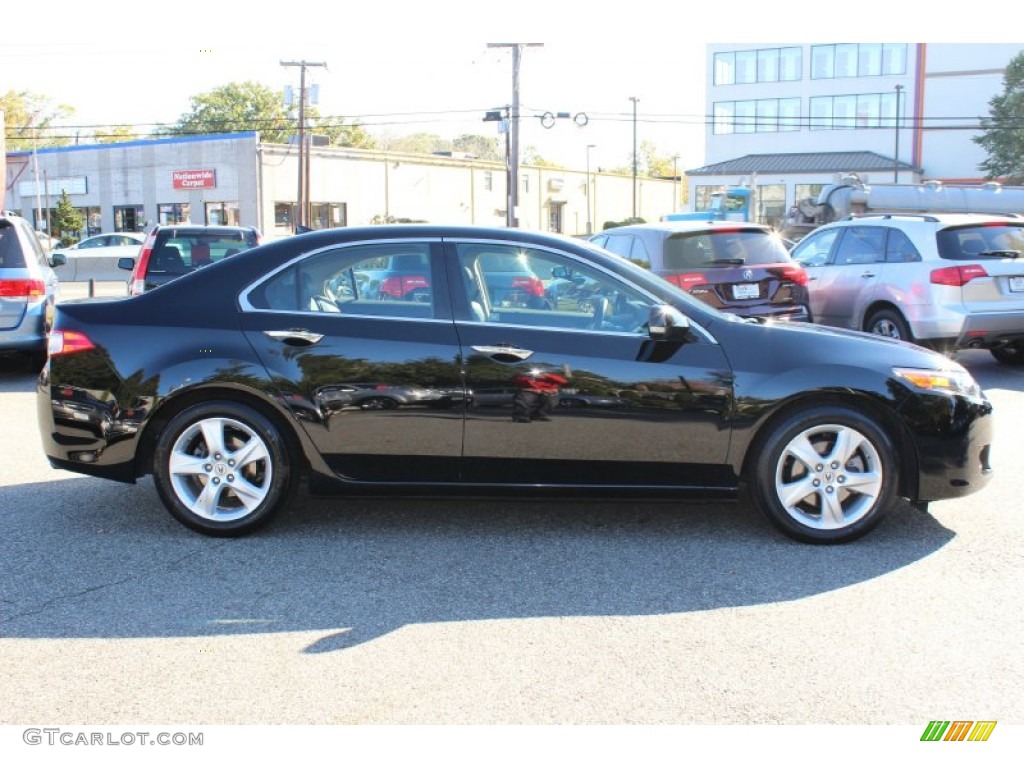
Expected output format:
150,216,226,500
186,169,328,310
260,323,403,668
23,728,203,747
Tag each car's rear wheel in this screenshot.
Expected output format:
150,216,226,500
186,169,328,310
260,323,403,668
748,405,898,544
991,343,1024,366
866,308,913,342
153,401,294,536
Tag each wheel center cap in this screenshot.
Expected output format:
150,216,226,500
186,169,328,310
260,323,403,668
824,472,833,482
216,463,227,475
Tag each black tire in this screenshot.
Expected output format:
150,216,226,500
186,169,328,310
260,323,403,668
991,343,1024,366
358,396,398,410
747,405,898,544
865,308,913,343
152,401,294,537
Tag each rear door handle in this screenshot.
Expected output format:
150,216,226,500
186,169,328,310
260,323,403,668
264,329,324,346
471,344,534,361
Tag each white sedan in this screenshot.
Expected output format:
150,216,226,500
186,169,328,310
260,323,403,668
52,233,145,282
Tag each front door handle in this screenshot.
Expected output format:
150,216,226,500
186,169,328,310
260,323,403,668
471,344,534,361
264,329,324,346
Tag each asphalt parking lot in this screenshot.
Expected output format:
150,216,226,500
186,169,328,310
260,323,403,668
1,347,1021,734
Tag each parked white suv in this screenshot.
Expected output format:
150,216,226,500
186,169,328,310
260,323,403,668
791,213,1024,364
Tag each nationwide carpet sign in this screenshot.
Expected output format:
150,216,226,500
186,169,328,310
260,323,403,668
172,169,216,190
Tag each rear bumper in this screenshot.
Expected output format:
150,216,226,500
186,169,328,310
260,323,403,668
956,310,1024,350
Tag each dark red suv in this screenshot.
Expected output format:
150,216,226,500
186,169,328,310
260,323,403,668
120,224,261,295
590,221,810,322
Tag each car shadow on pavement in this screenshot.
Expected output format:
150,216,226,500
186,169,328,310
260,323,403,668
0,476,955,653
0,359,41,392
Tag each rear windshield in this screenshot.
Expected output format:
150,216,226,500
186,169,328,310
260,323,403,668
662,229,791,271
936,224,1024,261
0,222,27,269
149,231,258,274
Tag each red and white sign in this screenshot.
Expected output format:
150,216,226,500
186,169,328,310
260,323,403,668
172,169,217,190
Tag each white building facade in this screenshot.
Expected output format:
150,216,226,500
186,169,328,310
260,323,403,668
5,132,675,241
689,43,1024,223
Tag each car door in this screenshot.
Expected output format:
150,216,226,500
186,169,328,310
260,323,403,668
240,239,466,483
794,226,886,329
447,238,735,488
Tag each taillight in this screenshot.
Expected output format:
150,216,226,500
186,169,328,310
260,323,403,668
930,264,988,287
48,330,96,357
771,264,809,286
130,237,156,296
0,279,46,298
511,276,545,297
665,273,709,290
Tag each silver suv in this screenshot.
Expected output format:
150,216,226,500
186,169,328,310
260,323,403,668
791,213,1024,364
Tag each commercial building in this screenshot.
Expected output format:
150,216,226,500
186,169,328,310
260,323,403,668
4,132,676,240
689,43,1024,225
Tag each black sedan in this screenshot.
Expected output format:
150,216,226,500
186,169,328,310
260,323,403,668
37,225,994,543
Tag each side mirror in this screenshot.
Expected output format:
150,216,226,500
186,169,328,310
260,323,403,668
49,253,67,268
117,257,135,271
648,305,691,342
550,266,570,280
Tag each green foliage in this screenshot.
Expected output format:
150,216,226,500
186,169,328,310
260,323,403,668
609,140,678,178
157,81,374,148
1,90,74,149
93,125,138,144
975,52,1024,183
53,190,84,246
602,217,646,230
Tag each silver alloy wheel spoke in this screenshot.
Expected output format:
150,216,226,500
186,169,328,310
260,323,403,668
168,452,209,476
775,423,883,531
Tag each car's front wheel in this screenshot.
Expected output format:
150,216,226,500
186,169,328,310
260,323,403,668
991,343,1024,366
748,405,898,543
152,401,294,536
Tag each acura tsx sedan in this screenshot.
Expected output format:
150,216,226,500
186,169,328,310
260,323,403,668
37,225,993,543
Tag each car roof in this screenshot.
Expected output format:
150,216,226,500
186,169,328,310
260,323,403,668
833,212,1024,229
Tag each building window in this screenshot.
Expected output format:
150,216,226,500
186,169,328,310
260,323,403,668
714,47,801,85
159,203,190,225
274,203,295,229
484,171,493,192
714,98,802,134
309,202,346,230
756,185,786,228
795,184,825,204
694,186,717,212
205,201,240,226
812,44,907,80
810,92,902,130
114,205,144,232
522,174,530,194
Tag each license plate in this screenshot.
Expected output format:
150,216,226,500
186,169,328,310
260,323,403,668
733,283,759,300
1010,276,1024,292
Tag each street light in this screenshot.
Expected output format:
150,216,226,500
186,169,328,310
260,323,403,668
629,97,639,219
586,144,596,235
893,84,903,183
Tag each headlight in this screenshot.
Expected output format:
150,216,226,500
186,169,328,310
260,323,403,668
893,367,983,398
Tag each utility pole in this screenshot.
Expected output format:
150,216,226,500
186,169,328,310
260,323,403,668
629,96,639,219
586,144,596,235
488,43,543,228
280,60,327,231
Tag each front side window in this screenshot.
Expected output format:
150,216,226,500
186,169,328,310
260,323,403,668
457,243,653,334
793,228,841,267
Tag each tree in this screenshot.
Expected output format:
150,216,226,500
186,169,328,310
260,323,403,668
975,51,1024,183
1,90,74,149
53,190,84,246
157,81,374,148
93,125,138,144
452,134,502,161
609,140,678,178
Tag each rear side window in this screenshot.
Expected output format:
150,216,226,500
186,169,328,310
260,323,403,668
832,226,886,266
885,229,921,263
0,223,27,268
662,230,790,270
936,224,1024,260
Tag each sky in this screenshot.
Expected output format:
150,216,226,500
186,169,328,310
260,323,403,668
1,1,1014,174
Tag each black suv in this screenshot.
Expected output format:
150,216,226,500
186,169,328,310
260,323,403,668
121,224,261,295
590,221,811,322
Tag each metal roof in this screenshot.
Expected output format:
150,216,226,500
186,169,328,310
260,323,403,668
687,151,919,176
